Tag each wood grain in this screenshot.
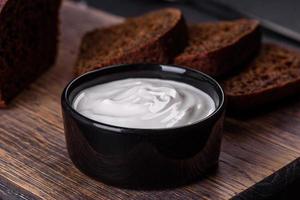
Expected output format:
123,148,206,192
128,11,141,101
0,1,300,199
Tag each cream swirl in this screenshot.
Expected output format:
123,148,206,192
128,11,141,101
73,78,216,129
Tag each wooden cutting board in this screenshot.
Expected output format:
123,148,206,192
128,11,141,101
1,1,300,199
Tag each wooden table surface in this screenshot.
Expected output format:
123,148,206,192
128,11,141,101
1,1,300,199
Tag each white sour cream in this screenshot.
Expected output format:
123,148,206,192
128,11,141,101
73,78,216,129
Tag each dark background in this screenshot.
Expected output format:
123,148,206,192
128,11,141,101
73,0,300,47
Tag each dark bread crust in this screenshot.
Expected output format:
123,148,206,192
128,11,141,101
75,8,188,76
223,43,300,112
225,80,300,113
174,19,261,77
0,0,61,107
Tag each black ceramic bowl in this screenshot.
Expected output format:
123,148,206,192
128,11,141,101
61,64,225,189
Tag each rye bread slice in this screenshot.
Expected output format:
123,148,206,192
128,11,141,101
223,43,300,111
174,19,261,77
75,8,188,76
0,0,61,107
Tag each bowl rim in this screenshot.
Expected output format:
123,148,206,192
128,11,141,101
61,63,226,134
